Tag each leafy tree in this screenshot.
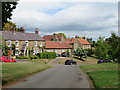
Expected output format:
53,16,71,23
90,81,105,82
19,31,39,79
2,1,18,27
95,36,110,60
53,33,67,39
2,21,19,31
74,47,87,60
106,33,120,63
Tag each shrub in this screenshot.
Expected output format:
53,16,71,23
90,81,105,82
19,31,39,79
36,52,56,59
16,56,29,59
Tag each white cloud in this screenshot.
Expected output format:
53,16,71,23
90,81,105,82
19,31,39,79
11,1,118,39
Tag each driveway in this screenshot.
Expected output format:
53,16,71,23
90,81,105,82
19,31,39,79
9,63,90,88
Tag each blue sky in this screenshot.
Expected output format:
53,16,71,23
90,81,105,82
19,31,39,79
11,0,118,40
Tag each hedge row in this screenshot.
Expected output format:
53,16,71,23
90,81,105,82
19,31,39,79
37,52,56,59
16,52,56,59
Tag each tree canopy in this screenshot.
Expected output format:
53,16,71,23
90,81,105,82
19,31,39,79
53,33,67,39
2,1,18,27
2,21,20,31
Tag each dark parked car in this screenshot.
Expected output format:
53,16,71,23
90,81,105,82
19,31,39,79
97,59,112,64
65,59,77,65
61,52,70,57
103,59,112,63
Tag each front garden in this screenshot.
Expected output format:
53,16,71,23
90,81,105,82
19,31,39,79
80,63,119,88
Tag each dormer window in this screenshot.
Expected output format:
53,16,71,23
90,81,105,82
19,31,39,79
8,40,11,47
34,41,37,46
15,41,19,47
25,41,28,46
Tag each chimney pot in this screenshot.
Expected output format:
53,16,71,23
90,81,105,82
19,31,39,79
20,27,25,33
35,28,39,34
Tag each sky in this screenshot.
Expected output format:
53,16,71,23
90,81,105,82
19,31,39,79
11,0,118,40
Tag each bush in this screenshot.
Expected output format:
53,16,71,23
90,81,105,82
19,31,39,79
37,52,56,59
16,56,29,59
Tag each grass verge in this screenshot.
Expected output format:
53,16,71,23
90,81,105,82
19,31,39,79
2,63,52,85
80,63,119,88
22,59,53,64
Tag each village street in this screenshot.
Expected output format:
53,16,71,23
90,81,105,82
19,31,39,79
8,58,90,88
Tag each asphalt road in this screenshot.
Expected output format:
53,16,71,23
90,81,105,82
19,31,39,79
9,64,90,88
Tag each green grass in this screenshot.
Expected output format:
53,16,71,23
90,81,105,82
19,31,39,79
2,63,52,85
22,59,53,64
80,63,118,72
58,57,98,64
80,63,119,88
87,71,119,88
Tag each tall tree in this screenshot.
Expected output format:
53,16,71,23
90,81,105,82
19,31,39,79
106,33,120,63
2,1,18,27
95,36,110,60
74,47,87,60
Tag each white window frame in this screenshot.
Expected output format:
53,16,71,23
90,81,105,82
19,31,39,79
40,42,42,47
62,50,65,52
34,41,37,46
15,48,19,56
15,40,19,47
8,40,11,47
40,49,42,52
25,41,28,46
36,49,38,53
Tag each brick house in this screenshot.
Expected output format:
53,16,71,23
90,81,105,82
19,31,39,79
65,38,91,50
1,28,45,56
45,41,72,55
43,35,64,41
74,39,91,50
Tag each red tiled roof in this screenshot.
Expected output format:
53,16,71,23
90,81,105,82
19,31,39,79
43,35,63,41
77,39,90,44
45,41,72,49
65,39,76,44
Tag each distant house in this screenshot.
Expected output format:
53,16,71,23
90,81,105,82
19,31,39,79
65,39,76,48
45,41,72,55
65,38,91,50
1,28,45,56
43,35,64,41
74,39,91,50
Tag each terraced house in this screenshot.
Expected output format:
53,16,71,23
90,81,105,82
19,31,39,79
1,28,45,56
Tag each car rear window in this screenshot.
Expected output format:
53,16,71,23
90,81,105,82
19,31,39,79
4,57,11,59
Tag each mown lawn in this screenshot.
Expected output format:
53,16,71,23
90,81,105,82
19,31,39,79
88,71,119,88
59,56,98,64
22,59,53,64
80,63,119,88
2,63,52,85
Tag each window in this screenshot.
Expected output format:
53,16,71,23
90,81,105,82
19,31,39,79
15,50,19,55
25,41,28,46
40,42,42,47
8,40,11,47
35,49,38,53
40,49,42,52
15,41,19,46
62,50,65,52
47,50,51,52
55,50,58,53
34,41,37,46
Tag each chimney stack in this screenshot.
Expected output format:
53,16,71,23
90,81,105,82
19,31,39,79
20,27,25,33
35,28,39,34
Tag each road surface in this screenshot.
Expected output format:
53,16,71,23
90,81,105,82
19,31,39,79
9,64,90,88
